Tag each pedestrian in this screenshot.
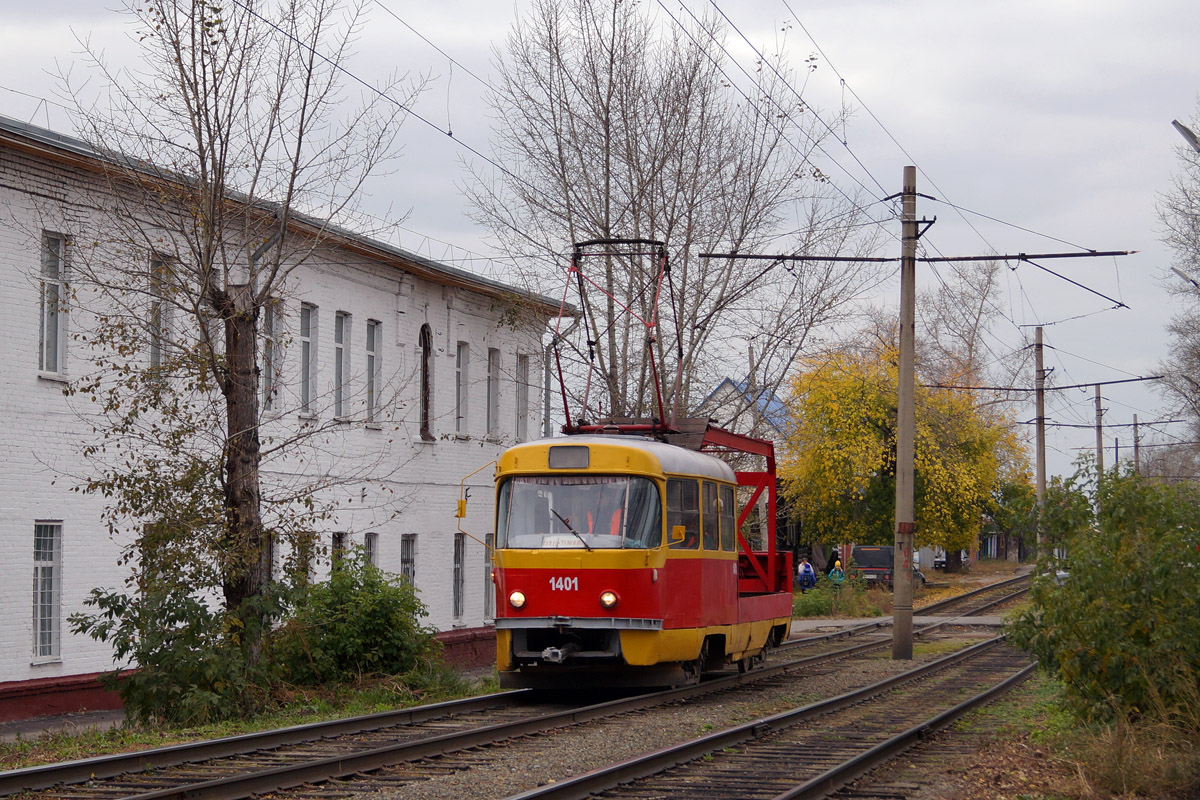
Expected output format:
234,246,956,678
797,557,817,593
829,559,845,587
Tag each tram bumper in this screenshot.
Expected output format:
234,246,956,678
496,616,678,687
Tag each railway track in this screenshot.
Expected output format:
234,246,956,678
509,637,1034,800
0,576,1030,800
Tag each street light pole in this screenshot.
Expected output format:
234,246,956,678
1173,119,1200,154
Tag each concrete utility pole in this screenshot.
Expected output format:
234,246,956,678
1095,385,1104,474
1034,326,1046,555
893,165,917,662
1133,414,1141,474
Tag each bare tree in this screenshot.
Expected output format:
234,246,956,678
917,260,1029,389
57,0,420,662
1159,109,1200,461
466,0,885,431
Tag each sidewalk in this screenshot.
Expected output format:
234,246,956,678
0,709,125,743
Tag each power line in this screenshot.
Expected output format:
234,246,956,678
657,0,895,235
1043,344,1146,379
230,0,538,203
924,375,1163,392
372,1,494,90
708,0,889,197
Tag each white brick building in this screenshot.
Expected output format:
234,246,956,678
0,114,557,689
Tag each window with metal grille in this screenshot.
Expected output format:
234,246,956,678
32,523,62,660
364,531,378,566
453,532,465,619
401,534,417,583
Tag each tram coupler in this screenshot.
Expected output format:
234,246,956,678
541,643,580,664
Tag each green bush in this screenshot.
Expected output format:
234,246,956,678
1007,466,1200,724
71,586,276,726
269,549,439,684
792,574,884,617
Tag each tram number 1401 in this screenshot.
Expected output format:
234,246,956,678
548,576,579,591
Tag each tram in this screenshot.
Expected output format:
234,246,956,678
491,429,793,689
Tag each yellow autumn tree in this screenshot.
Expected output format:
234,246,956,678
778,344,1026,552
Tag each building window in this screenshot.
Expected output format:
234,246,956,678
516,354,530,442
299,303,317,413
38,233,67,374
419,325,434,440
364,531,378,566
365,319,381,422
455,342,469,434
453,532,465,619
483,533,495,620
331,531,347,564
148,256,171,370
33,523,62,660
486,348,500,436
400,533,417,583
334,312,349,418
262,299,281,411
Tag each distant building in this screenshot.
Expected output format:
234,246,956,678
693,377,787,439
0,114,557,697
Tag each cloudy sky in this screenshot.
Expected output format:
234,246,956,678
2,0,1197,478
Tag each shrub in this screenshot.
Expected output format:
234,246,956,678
269,549,439,685
1007,465,1200,725
792,574,889,618
71,586,276,726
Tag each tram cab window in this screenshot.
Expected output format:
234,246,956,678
719,485,736,551
497,475,661,549
667,478,700,550
702,482,719,550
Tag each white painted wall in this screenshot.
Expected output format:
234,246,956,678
0,119,545,684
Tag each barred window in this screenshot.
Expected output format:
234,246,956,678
401,534,417,583
453,532,465,619
32,523,62,660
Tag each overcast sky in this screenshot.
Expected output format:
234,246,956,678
2,0,1197,478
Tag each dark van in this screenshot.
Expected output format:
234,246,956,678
850,545,926,589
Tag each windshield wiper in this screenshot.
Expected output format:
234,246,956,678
551,508,592,551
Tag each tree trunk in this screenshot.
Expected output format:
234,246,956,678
220,283,269,654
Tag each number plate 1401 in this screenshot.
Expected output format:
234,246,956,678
548,576,579,591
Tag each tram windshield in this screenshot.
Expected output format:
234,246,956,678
497,475,662,549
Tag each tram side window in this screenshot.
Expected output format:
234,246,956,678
702,482,719,550
719,485,736,551
667,478,699,550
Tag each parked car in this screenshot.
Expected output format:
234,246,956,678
850,545,926,589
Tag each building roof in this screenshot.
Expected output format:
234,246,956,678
695,377,788,434
0,113,567,316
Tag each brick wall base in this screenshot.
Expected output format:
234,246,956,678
0,628,498,724
435,625,497,669
0,673,124,723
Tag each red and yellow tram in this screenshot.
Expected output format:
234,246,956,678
492,432,792,689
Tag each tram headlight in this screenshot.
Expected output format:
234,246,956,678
509,591,527,609
599,590,619,609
